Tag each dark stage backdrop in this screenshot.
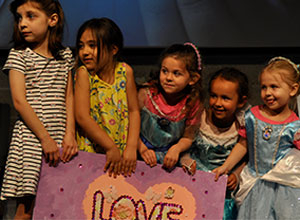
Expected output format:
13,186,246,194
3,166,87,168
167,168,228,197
1,0,300,49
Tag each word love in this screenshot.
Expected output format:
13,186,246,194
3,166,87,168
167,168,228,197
92,190,183,220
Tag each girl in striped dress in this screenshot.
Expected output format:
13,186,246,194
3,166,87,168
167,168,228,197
1,0,78,219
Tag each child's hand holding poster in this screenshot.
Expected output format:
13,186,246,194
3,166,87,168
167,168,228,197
34,151,227,219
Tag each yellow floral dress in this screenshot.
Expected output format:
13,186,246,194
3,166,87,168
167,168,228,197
76,62,129,154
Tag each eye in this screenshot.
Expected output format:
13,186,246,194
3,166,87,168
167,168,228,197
173,71,183,76
78,43,83,49
161,68,168,74
222,95,230,101
271,84,278,89
27,12,35,19
261,85,266,90
89,43,96,49
210,93,217,99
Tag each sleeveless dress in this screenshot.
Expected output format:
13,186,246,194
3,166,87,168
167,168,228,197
140,87,201,164
236,106,300,219
187,106,248,220
1,47,74,199
76,62,129,154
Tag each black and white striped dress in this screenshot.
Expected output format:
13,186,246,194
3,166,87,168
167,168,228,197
0,47,74,199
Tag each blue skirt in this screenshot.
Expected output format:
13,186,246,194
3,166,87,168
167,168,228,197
238,179,300,219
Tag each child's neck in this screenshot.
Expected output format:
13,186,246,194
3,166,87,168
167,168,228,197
209,110,235,129
30,36,52,58
260,104,292,121
161,90,186,106
97,62,116,85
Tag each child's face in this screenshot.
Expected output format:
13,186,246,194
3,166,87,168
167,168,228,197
260,70,295,113
209,77,241,125
78,29,98,72
159,56,194,96
16,2,52,45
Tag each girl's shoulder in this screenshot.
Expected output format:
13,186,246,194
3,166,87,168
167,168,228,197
249,105,299,124
58,47,73,58
116,62,133,76
235,102,252,127
74,65,90,82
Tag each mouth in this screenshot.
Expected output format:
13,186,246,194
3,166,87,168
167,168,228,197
212,108,225,115
21,32,31,37
164,83,174,88
265,98,275,105
83,58,93,63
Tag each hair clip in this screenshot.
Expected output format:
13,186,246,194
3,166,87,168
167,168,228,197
184,42,202,71
268,56,300,74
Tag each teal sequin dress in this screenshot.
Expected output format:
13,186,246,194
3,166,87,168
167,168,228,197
186,107,248,220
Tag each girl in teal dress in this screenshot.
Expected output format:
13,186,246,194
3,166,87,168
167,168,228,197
214,57,300,219
181,67,250,219
138,43,203,170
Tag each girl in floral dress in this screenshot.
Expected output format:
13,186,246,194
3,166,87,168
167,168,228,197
75,18,140,177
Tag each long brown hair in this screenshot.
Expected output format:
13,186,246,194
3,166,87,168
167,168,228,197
10,0,65,59
146,44,203,113
75,18,123,74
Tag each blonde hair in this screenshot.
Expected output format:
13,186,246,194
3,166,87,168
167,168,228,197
262,57,300,94
261,57,300,111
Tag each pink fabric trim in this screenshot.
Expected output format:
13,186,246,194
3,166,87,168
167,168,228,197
145,87,201,125
293,140,300,150
238,127,247,138
251,105,299,124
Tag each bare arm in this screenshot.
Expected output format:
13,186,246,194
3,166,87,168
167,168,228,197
61,71,78,162
122,64,140,176
137,88,158,167
212,136,248,180
9,69,59,166
74,67,121,175
163,123,199,169
163,136,193,169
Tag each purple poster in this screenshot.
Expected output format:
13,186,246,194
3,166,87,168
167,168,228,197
33,151,227,219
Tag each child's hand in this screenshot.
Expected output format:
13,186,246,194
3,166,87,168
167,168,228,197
227,173,238,190
140,148,157,167
41,136,60,167
139,141,157,167
182,160,196,175
163,146,180,169
61,133,78,163
121,147,137,177
104,147,122,177
212,165,229,181
180,154,196,175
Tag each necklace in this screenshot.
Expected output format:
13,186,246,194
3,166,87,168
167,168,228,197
253,119,286,177
146,88,185,120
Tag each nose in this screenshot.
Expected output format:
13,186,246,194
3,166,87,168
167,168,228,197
81,46,89,56
265,87,271,96
19,18,26,30
215,97,222,107
165,72,173,81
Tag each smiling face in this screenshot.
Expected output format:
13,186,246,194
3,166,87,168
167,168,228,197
159,56,195,96
78,28,98,73
209,77,243,127
16,2,53,46
260,70,295,114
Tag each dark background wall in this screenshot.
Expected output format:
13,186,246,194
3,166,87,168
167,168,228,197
1,0,300,48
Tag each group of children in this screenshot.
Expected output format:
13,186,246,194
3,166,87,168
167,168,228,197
0,0,299,219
